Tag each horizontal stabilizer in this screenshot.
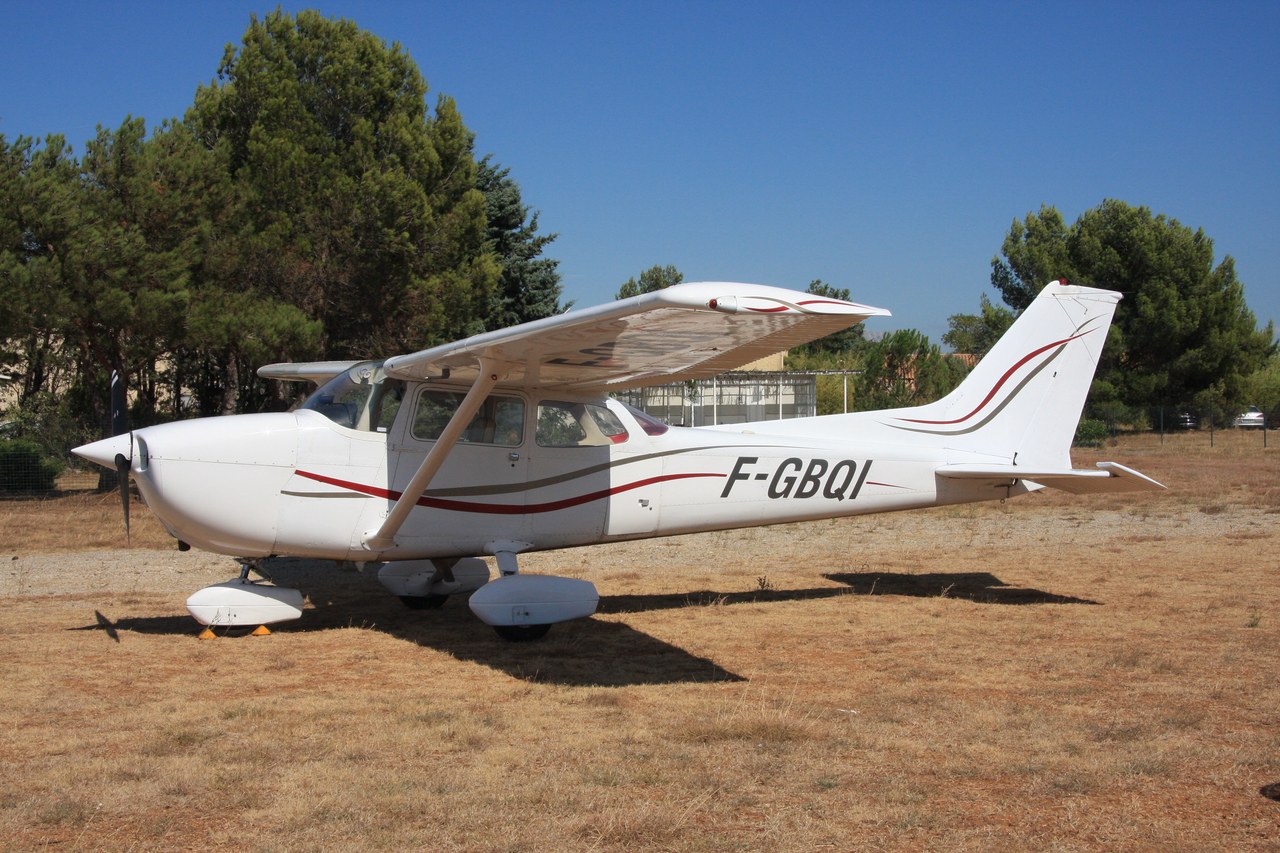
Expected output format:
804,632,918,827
938,461,1165,494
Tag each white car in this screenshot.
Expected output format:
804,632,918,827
1233,406,1265,429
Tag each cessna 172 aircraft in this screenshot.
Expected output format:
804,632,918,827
74,279,1163,639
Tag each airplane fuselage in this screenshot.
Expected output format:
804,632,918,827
71,282,1161,637
102,389,1019,563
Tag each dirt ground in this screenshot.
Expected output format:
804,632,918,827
1,433,1277,851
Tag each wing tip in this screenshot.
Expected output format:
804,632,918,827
1095,461,1167,491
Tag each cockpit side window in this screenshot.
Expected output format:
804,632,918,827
411,389,524,446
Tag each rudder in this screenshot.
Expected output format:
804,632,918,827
881,280,1120,467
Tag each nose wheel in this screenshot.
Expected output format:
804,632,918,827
185,561,304,633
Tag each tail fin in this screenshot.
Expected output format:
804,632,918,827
884,280,1119,467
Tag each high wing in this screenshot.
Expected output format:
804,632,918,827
257,361,362,384
382,282,889,391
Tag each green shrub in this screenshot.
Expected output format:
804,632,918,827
0,439,65,492
1074,418,1109,448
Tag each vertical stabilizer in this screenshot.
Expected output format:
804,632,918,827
880,281,1119,466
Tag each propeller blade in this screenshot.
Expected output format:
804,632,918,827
114,452,131,544
110,370,128,437
110,369,132,543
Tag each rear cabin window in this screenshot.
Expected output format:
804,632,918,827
536,401,629,447
621,402,670,436
412,390,525,446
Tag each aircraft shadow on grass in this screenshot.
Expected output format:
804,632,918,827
72,559,744,686
76,605,743,686
598,570,1099,613
824,571,1100,606
73,563,1094,685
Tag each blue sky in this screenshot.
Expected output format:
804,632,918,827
3,0,1277,343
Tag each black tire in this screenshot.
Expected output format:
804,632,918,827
398,594,449,610
493,623,551,642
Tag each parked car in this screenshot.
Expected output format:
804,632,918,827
1170,411,1199,430
1233,406,1265,429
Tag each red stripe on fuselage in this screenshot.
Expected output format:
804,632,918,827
293,469,724,515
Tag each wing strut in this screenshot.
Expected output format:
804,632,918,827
363,357,504,553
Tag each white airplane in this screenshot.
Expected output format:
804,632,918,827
74,279,1163,639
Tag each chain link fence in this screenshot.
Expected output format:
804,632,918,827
1080,404,1279,448
1149,404,1277,447
0,438,106,495
614,373,820,427
0,439,66,494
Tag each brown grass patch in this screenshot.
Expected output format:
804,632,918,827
1,490,173,554
0,435,1277,849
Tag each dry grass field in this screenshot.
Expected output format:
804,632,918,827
1,432,1277,851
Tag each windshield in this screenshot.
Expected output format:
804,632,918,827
301,361,405,432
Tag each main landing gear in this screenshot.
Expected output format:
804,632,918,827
381,546,599,641
378,557,490,611
465,544,599,642
492,624,552,642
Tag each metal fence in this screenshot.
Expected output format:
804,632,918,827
0,446,123,494
0,439,59,494
613,372,819,427
1141,404,1278,447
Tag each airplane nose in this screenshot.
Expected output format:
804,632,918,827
73,434,135,470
